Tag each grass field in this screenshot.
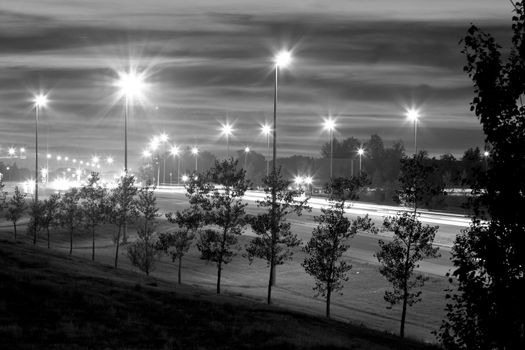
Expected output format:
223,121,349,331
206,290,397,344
0,214,452,346
0,238,444,349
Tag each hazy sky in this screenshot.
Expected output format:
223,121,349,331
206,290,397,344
0,0,515,170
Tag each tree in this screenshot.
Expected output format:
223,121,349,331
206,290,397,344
246,167,309,304
437,3,525,348
41,193,60,249
0,177,6,212
302,176,375,318
157,208,202,284
58,187,83,255
5,186,28,240
80,173,107,261
395,151,444,213
376,213,440,338
127,219,158,276
107,175,138,268
26,200,43,245
189,159,249,294
127,186,159,276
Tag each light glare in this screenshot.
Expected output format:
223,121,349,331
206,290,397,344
274,50,292,68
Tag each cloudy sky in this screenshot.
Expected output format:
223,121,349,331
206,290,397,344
0,0,515,170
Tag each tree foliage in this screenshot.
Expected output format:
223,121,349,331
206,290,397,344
438,3,525,348
5,186,28,240
376,213,439,338
157,208,202,284
127,186,159,276
395,151,445,211
80,173,107,261
58,187,83,255
246,167,309,304
41,193,61,249
303,176,375,318
189,159,249,294
107,175,139,268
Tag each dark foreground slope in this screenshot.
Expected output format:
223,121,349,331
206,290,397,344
0,240,439,350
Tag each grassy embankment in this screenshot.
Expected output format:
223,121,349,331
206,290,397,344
0,238,443,349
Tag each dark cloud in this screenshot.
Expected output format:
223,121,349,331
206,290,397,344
0,2,513,170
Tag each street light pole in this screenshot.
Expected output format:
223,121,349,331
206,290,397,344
35,102,39,204
244,147,250,170
330,128,333,178
406,108,420,155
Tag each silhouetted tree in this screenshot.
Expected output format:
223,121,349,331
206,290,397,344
58,188,83,255
438,3,525,348
27,200,43,245
189,159,249,294
80,173,107,261
158,208,202,284
303,176,375,318
6,186,27,240
395,151,444,212
41,193,60,249
246,167,309,304
127,186,159,276
376,213,440,338
108,175,138,268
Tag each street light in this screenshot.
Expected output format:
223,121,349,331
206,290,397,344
323,117,336,178
192,146,199,171
8,147,16,157
269,49,293,291
33,93,47,204
170,145,181,185
261,124,271,176
405,108,420,154
221,123,233,158
357,147,365,174
244,146,250,170
271,50,292,173
116,69,145,174
106,156,114,165
483,150,490,171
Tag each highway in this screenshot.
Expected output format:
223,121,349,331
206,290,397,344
3,182,463,276
154,186,462,277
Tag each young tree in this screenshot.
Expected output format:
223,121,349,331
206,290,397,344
127,186,159,276
302,176,375,318
157,209,201,284
58,187,83,255
107,175,138,268
80,173,107,261
0,177,6,212
376,213,440,338
395,151,443,213
41,193,60,249
438,3,525,348
246,168,309,304
26,200,43,245
377,150,442,338
5,186,28,240
189,159,250,294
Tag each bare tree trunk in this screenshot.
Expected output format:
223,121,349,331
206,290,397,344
69,228,73,255
13,222,17,241
178,256,182,284
114,226,121,268
326,286,332,318
267,258,274,304
92,225,95,261
217,258,222,294
400,229,413,338
47,228,50,249
33,217,37,245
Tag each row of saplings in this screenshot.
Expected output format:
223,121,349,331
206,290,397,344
0,157,440,339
